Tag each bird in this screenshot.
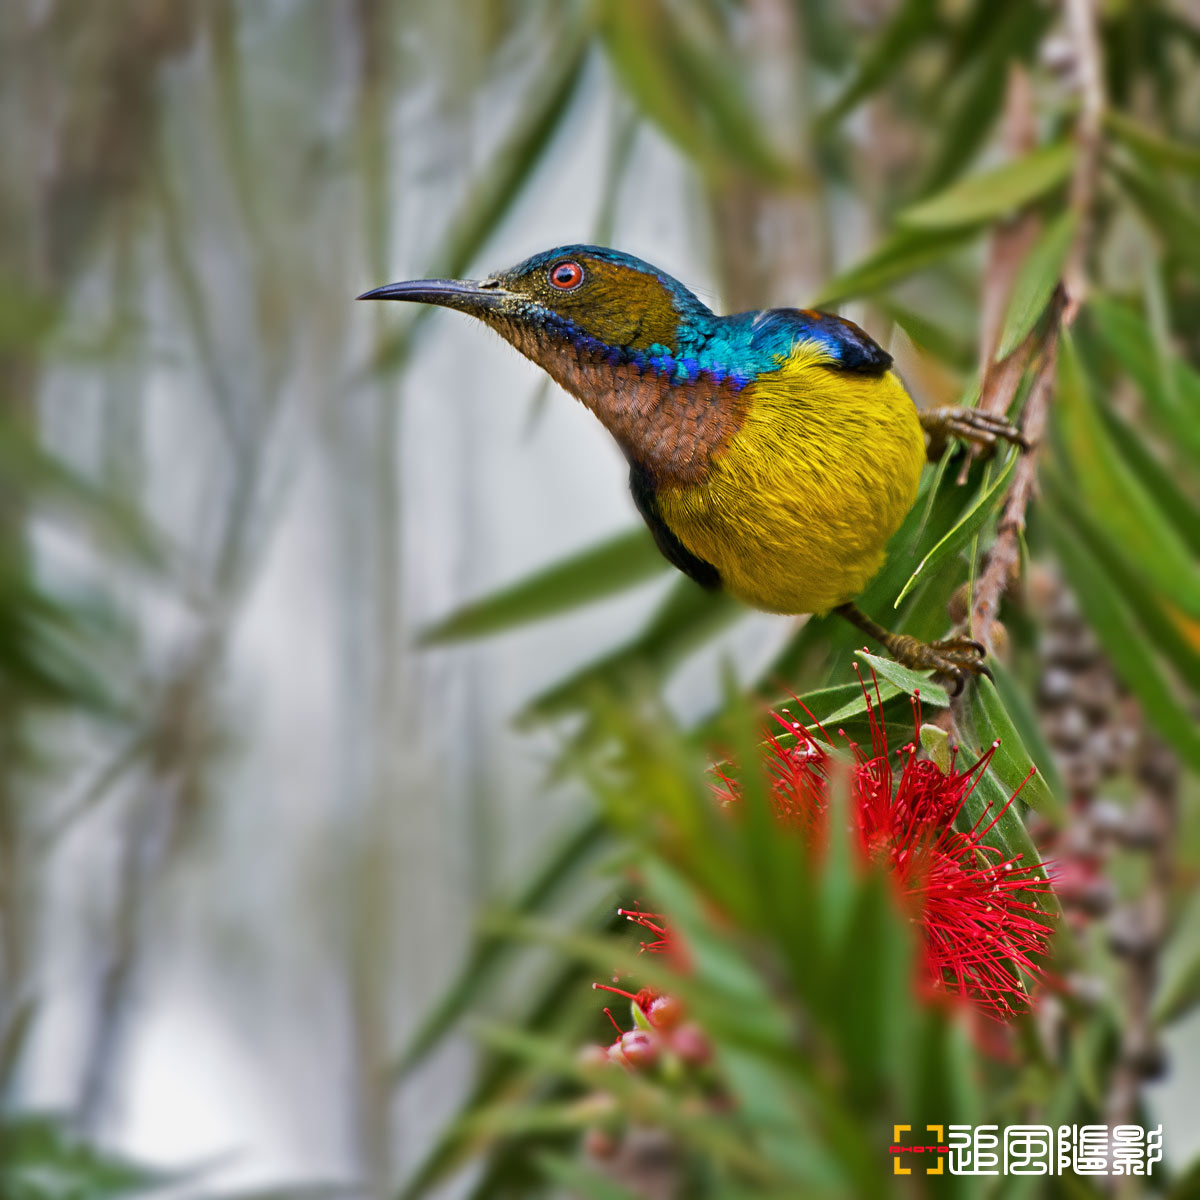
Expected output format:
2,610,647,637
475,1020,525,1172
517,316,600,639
359,245,1025,685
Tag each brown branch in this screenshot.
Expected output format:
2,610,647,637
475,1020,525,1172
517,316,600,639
968,0,1106,641
971,319,1061,642
1062,0,1106,323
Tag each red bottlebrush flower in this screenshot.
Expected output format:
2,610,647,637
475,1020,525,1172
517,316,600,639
616,906,675,957
719,674,1055,1017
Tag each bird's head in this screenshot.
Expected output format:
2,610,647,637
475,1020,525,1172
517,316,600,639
358,244,712,365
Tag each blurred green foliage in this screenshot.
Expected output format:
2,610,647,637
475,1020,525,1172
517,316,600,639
0,0,1198,1196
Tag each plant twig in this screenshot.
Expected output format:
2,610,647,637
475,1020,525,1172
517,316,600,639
970,0,1106,641
971,312,1061,642
1062,0,1106,322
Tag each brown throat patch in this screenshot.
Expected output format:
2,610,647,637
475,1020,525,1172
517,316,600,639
495,319,751,488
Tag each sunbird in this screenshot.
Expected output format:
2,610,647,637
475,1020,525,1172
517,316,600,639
360,246,1024,684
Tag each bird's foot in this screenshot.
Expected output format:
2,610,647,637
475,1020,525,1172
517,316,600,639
885,632,990,695
920,406,1030,461
834,603,989,695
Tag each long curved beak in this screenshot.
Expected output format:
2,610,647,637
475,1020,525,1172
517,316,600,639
356,277,508,313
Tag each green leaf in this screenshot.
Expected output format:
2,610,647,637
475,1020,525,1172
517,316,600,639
390,813,608,1081
1056,333,1200,621
419,527,668,644
0,1115,173,1199
517,581,743,725
536,1154,644,1200
1114,162,1200,276
1088,298,1200,469
1097,404,1200,559
967,676,1062,821
916,2,1047,197
1044,469,1200,694
893,451,1017,608
369,15,592,374
598,0,793,183
1106,109,1200,177
814,227,978,308
1153,889,1200,1026
995,210,1076,360
987,657,1067,808
898,142,1073,229
820,0,938,123
854,650,950,707
1042,504,1200,772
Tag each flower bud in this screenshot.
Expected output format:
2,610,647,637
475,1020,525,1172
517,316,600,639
647,994,682,1031
618,1030,659,1069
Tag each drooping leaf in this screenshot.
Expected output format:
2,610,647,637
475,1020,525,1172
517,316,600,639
1042,504,1200,772
420,527,668,644
1044,469,1200,694
1114,161,1200,276
0,1115,175,1199
1055,333,1200,621
536,1154,644,1200
390,813,609,1082
370,15,592,374
1106,109,1200,177
517,581,743,725
820,0,939,123
967,675,1062,821
898,142,1073,229
893,450,1017,608
814,227,978,308
995,210,1075,360
1153,889,1200,1027
1088,297,1200,469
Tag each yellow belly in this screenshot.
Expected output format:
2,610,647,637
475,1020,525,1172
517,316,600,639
656,348,925,615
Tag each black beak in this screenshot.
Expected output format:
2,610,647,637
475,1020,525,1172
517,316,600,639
356,277,507,311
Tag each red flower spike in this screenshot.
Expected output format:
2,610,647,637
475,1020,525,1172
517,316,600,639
717,671,1056,1018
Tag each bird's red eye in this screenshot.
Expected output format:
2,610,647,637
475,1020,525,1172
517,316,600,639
549,260,584,290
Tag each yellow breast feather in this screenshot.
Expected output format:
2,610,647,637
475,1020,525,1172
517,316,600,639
656,341,925,615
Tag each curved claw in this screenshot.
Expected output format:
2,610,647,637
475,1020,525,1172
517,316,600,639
920,406,1031,455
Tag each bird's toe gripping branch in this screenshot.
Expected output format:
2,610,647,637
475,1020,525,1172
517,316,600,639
919,405,1030,461
835,603,990,695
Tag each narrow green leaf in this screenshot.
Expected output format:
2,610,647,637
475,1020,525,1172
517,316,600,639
893,451,1017,608
898,142,1073,229
390,813,608,1081
518,581,743,724
854,650,950,707
967,676,1062,820
1097,405,1200,559
1056,333,1200,620
369,16,592,374
995,210,1076,360
1114,162,1200,276
537,1154,644,1200
1106,109,1200,177
1089,298,1200,468
814,227,978,308
960,761,1059,920
1153,889,1200,1026
419,527,667,644
879,299,974,370
1044,469,1200,694
1042,505,1200,772
988,657,1067,807
820,0,938,123
598,0,792,182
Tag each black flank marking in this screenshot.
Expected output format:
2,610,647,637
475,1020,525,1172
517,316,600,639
628,464,721,590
